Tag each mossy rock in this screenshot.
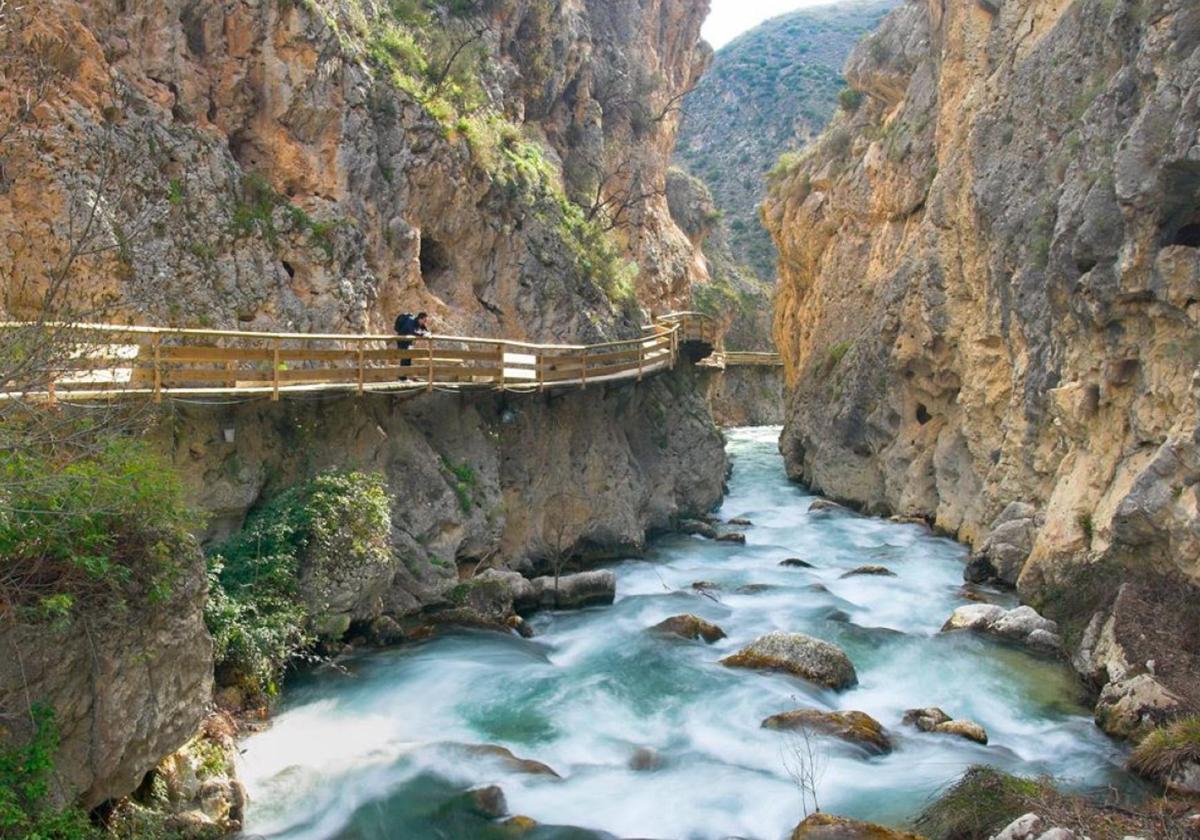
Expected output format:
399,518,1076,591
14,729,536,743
651,614,727,643
762,708,892,754
721,631,857,690
791,812,925,839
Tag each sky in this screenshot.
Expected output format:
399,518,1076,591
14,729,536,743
702,0,841,49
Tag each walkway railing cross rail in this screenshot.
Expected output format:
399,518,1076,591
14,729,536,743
0,312,778,403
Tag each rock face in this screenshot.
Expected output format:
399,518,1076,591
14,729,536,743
762,708,892,754
941,604,1063,655
0,0,713,335
164,366,725,620
721,631,858,690
0,545,212,809
702,366,787,427
764,0,1200,705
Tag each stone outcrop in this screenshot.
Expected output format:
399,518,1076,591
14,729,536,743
721,631,858,690
941,604,1063,655
764,0,1200,718
903,708,988,745
165,365,725,623
0,544,212,809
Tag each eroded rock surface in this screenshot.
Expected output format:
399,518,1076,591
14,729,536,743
762,708,892,754
651,614,727,643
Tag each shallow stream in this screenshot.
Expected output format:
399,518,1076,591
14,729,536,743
238,427,1132,839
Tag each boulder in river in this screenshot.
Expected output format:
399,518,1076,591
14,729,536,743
530,571,615,609
902,707,987,744
940,603,1062,654
651,614,726,643
841,565,897,578
628,747,663,771
721,631,858,690
464,785,508,819
679,518,718,539
736,583,773,594
807,499,846,513
762,709,892,754
791,812,924,839
728,517,753,526
692,580,720,592
717,532,747,544
1094,673,1185,739
780,558,815,568
449,744,561,778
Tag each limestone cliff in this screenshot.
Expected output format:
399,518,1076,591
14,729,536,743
764,0,1200,715
0,0,711,340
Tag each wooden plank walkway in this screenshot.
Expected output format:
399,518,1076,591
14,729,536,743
0,311,776,403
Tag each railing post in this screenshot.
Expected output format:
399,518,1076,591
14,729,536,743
497,342,505,388
426,337,434,392
357,339,365,395
637,338,644,381
152,333,162,402
537,350,545,391
272,338,280,401
580,347,588,389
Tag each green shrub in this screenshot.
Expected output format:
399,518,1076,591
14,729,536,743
838,88,865,112
442,458,477,514
0,705,98,839
0,437,197,621
206,470,390,697
1130,716,1200,780
827,340,852,367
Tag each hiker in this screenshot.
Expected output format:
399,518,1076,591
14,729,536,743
394,311,430,369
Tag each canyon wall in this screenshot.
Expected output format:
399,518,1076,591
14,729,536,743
764,0,1199,700
0,0,724,814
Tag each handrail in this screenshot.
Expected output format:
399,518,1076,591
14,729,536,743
0,312,734,403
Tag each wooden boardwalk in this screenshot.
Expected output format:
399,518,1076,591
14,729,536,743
1,312,778,403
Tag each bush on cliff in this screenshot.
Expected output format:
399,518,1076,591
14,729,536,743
1130,716,1200,783
0,704,97,839
0,437,197,622
205,470,391,699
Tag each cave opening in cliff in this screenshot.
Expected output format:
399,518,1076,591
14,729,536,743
1173,222,1200,248
419,235,450,286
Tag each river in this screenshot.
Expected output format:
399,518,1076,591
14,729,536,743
238,426,1133,839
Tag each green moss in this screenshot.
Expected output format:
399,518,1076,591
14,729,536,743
1130,716,1200,779
442,457,477,514
915,766,1048,840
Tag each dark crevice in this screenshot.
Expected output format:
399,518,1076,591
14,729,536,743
915,403,931,425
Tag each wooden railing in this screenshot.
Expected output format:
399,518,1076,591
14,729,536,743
700,350,783,369
0,313,727,403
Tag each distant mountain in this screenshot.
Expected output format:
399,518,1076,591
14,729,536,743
677,0,898,282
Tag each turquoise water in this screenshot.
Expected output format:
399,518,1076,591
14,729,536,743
238,427,1131,839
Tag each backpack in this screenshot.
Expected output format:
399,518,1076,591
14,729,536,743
394,312,415,334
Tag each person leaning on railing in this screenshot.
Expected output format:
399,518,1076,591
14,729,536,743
394,312,430,378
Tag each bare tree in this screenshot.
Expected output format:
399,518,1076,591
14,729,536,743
576,157,666,233
780,720,828,819
541,491,588,604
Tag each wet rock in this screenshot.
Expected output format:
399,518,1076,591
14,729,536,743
530,571,616,609
465,785,508,819
721,631,858,690
1094,673,1184,739
629,747,663,771
841,565,897,578
449,744,562,778
736,583,773,594
808,499,845,513
790,812,924,839
728,517,753,526
941,604,1062,654
717,532,747,544
679,518,719,539
963,503,1038,587
504,815,538,832
651,614,727,643
692,580,721,592
762,709,892,754
781,558,816,568
933,720,988,745
889,515,930,528
992,813,1044,840
902,707,952,731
